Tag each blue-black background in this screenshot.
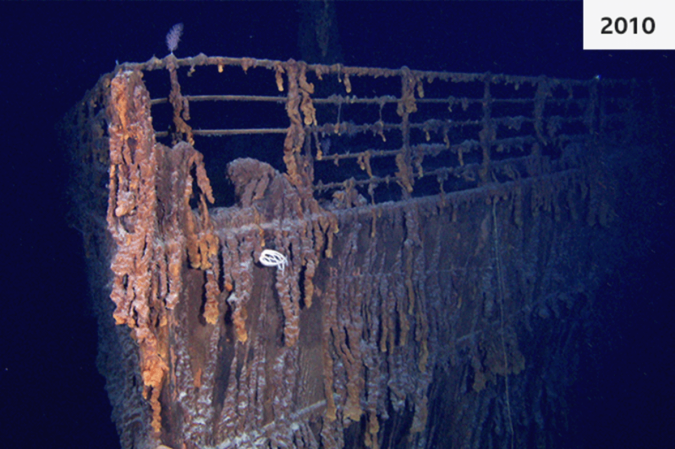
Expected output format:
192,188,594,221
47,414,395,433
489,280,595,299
1,2,673,448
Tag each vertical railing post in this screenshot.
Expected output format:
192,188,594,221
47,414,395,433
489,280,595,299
586,77,600,142
396,67,417,198
479,73,494,183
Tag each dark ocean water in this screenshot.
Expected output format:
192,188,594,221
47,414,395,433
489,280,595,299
1,2,673,448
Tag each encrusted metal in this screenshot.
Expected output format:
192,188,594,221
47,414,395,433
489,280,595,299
63,54,642,449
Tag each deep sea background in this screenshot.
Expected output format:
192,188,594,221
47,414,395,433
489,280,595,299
1,2,673,448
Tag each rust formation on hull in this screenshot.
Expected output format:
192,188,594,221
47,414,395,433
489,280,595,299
63,55,643,449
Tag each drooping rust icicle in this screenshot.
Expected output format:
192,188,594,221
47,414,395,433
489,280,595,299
106,70,220,434
107,70,168,433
